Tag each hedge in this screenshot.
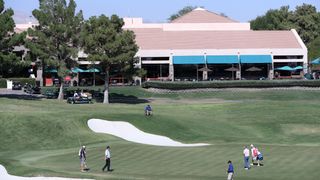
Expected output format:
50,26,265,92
0,78,36,88
142,80,320,90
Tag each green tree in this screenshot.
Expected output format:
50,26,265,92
0,0,27,77
291,4,320,45
168,6,197,22
251,4,320,46
251,6,294,30
26,0,83,100
81,15,138,104
308,36,320,60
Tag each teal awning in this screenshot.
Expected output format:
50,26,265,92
71,67,85,73
275,66,295,71
293,66,303,70
311,57,320,65
173,56,205,64
240,55,272,64
84,68,100,73
207,55,239,64
45,69,57,73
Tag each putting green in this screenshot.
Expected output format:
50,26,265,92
0,87,319,179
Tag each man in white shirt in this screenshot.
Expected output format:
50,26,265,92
102,146,113,172
243,146,250,170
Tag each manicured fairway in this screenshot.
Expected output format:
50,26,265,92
0,87,319,179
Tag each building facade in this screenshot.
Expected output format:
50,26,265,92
14,8,308,85
124,8,307,81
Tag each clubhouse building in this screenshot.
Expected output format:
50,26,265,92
124,8,307,82
14,8,308,85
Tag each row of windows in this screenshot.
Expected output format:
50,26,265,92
140,56,304,61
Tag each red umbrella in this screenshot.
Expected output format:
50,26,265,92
65,76,71,81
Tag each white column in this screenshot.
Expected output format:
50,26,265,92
36,68,43,86
169,55,174,81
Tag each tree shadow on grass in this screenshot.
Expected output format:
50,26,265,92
0,94,42,101
95,93,150,104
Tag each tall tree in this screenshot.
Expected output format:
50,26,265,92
251,4,320,46
291,4,320,45
81,15,138,104
0,0,27,77
251,6,294,30
308,36,320,60
168,6,197,21
26,0,83,99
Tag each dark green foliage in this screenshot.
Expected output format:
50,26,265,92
26,0,83,99
168,6,197,21
308,36,320,60
80,14,138,103
142,80,320,90
0,78,36,88
292,4,320,45
0,0,28,78
0,78,5,87
250,4,320,52
251,6,294,30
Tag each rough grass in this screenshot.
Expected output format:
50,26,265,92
0,87,319,179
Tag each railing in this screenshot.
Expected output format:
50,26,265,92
146,77,171,81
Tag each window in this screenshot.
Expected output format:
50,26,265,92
141,57,169,61
273,55,303,59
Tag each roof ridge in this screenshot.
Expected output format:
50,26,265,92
171,8,238,23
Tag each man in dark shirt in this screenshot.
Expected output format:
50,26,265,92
227,160,234,180
79,146,86,172
144,105,152,116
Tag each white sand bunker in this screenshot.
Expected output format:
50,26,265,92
0,164,90,180
88,119,210,147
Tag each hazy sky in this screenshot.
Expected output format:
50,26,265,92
4,0,320,23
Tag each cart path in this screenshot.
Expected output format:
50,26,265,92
88,119,210,147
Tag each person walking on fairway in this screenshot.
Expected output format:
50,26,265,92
102,146,113,172
250,144,258,166
227,160,234,180
79,146,86,172
243,146,250,170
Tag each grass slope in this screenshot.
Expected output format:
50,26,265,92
0,87,319,179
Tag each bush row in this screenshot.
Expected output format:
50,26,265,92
0,78,36,88
40,86,105,98
41,86,105,93
142,80,320,90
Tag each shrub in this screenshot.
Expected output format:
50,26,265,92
142,80,320,90
0,79,6,88
0,78,36,88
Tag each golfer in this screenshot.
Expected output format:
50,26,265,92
227,160,234,180
79,146,86,172
250,144,258,166
243,146,250,170
102,146,113,172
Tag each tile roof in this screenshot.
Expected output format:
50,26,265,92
171,8,237,23
130,28,302,50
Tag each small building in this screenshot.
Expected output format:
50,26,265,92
124,8,307,81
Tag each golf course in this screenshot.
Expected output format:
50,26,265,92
0,87,319,180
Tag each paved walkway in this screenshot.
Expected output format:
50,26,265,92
0,88,27,95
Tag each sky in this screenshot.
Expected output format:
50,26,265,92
4,0,320,24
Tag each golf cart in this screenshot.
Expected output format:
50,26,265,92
12,81,22,90
24,83,41,94
67,96,92,104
